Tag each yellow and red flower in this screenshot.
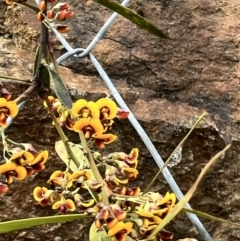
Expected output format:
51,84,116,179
33,186,54,206
72,99,100,119
47,170,72,188
9,151,34,165
108,221,133,241
96,98,118,121
0,162,27,184
73,118,104,139
52,197,76,214
0,98,18,127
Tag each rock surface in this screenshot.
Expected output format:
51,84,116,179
0,0,240,241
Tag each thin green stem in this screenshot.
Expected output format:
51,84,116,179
79,131,109,205
42,93,79,168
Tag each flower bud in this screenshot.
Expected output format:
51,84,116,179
39,1,47,12
64,10,74,20
37,12,45,22
57,10,66,21
56,25,69,33
47,9,55,19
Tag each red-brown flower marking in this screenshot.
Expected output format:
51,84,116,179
0,98,18,127
108,221,133,241
72,99,100,119
0,182,8,194
0,162,27,184
112,148,139,168
73,118,104,139
157,229,174,241
47,170,72,188
9,151,34,166
96,98,118,121
92,133,117,149
33,186,54,206
126,187,141,196
52,197,76,214
27,150,49,173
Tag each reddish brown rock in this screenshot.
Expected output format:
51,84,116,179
0,0,240,241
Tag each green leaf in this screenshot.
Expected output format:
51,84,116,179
92,0,169,39
32,45,40,76
39,64,51,89
89,222,110,241
0,214,92,234
55,140,89,172
49,68,73,108
146,143,232,240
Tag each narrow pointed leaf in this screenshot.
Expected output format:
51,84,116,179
33,45,40,76
146,144,232,240
0,214,92,234
49,68,72,108
92,0,169,39
182,207,240,228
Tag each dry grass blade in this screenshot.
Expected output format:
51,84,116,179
144,112,207,194
146,143,232,240
182,207,240,228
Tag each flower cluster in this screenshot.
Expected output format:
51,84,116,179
33,147,176,241
33,169,100,213
0,144,49,194
37,1,74,33
45,96,129,148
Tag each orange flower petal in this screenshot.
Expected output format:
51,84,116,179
136,210,154,218
87,101,100,119
71,170,92,181
14,165,27,180
0,98,7,107
65,199,76,211
0,162,17,174
71,99,88,117
107,217,118,229
52,200,62,209
124,222,133,234
157,192,171,206
31,150,49,165
96,98,118,120
33,186,48,201
6,100,18,117
126,148,139,163
108,221,124,236
92,133,117,144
